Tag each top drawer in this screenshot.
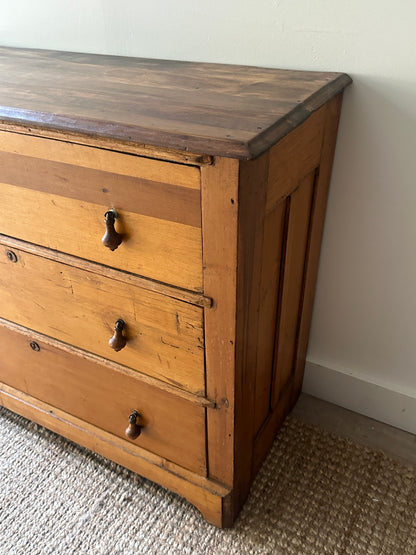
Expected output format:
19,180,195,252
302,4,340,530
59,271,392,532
0,131,203,291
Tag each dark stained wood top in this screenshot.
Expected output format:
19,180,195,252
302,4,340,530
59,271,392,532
0,47,351,159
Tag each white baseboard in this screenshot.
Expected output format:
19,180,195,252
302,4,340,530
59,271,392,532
302,361,416,435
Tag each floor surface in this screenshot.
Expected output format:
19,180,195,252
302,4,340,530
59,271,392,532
293,393,416,467
2,403,416,554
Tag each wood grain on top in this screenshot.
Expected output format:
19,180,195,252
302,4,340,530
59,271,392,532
0,47,351,159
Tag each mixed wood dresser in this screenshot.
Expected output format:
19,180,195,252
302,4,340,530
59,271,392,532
0,47,351,527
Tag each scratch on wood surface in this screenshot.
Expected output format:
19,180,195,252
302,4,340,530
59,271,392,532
175,312,181,334
160,337,180,349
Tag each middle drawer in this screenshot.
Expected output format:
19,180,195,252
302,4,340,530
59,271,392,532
0,243,205,395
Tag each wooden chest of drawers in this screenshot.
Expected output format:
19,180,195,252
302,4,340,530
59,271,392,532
0,47,351,527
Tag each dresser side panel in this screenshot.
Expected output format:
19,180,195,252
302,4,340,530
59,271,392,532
252,93,344,474
251,104,326,443
290,93,344,402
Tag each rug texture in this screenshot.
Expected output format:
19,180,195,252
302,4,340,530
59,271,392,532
1,406,415,554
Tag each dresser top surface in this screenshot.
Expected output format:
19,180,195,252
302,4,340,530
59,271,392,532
0,47,351,159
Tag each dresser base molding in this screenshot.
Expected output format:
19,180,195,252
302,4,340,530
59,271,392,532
0,382,233,528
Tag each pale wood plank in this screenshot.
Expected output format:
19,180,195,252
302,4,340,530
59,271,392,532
0,244,205,394
0,182,203,291
0,234,211,308
0,150,201,227
0,124,213,166
0,130,202,188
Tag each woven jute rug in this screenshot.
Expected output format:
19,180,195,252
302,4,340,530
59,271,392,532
1,406,416,554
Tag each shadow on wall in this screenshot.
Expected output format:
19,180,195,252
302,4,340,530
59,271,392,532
308,73,416,390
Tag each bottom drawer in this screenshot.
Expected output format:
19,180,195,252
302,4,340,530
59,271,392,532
0,321,206,475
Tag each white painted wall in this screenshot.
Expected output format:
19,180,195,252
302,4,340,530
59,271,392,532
1,1,416,430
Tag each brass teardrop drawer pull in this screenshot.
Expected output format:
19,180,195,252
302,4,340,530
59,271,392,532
109,319,127,352
125,410,142,440
102,209,123,251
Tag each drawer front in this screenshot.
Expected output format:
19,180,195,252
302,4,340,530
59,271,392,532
0,244,205,394
0,131,203,291
0,322,206,474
